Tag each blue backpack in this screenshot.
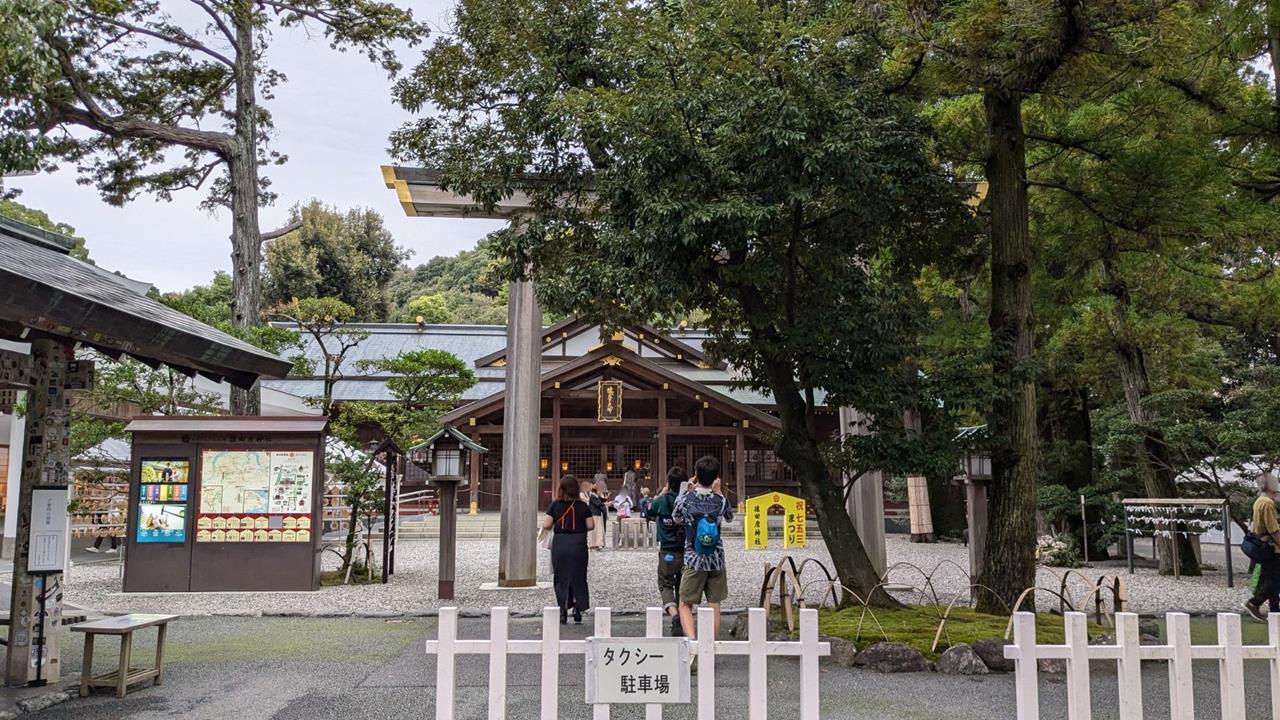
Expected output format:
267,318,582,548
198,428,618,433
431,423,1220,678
693,498,726,556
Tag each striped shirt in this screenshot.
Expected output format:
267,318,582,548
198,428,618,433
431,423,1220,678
673,488,733,572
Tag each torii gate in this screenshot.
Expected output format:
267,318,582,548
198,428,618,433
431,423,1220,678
383,166,543,588
381,165,889,583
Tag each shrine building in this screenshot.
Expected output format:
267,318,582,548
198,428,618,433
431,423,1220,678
264,318,837,510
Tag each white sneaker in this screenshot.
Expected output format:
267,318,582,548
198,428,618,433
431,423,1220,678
85,547,100,553
105,548,118,554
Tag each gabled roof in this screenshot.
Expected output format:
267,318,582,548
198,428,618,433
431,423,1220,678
0,216,292,388
410,426,488,454
442,342,779,431
473,318,726,370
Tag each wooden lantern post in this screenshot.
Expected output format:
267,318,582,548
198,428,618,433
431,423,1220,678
411,428,487,600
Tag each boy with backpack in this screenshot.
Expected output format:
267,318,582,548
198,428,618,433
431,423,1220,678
673,455,733,642
648,467,688,636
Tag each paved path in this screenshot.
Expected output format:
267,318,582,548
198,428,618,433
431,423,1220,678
31,616,1279,720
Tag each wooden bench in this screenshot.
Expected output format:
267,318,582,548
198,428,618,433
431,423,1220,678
70,614,177,698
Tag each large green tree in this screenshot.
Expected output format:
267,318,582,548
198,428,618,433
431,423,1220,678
0,0,426,413
393,0,973,605
263,201,409,321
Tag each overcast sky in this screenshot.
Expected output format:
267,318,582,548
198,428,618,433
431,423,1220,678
5,1,505,293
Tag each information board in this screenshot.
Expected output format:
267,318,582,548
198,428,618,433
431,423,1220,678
197,450,314,542
29,487,69,573
585,637,690,704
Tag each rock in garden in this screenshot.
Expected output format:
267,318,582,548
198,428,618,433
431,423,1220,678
1088,633,1115,646
937,644,989,675
730,612,749,638
1037,658,1067,674
971,638,1015,672
821,635,858,667
853,642,932,673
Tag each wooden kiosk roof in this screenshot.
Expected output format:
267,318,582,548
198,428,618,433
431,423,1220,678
0,215,292,388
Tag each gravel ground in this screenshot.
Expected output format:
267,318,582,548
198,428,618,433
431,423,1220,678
63,535,1253,617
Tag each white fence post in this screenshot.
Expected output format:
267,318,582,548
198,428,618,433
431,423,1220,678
594,608,612,720
799,607,821,720
1218,612,1245,720
697,607,716,720
1010,612,1040,720
748,609,767,720
435,607,458,720
645,608,664,720
1167,612,1194,720
540,607,559,720
425,605,830,719
1116,612,1143,719
488,607,509,720
1270,613,1280,720
1064,612,1091,720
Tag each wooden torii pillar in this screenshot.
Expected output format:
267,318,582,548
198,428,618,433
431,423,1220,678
383,167,543,588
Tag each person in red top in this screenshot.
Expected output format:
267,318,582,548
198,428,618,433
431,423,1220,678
544,474,595,624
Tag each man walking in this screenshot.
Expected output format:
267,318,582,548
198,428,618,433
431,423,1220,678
1245,472,1280,620
674,455,733,643
648,466,688,636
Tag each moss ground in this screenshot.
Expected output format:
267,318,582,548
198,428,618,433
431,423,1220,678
815,605,1104,660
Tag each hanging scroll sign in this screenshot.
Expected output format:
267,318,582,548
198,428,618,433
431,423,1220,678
598,379,623,423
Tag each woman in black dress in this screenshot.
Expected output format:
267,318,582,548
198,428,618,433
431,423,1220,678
544,474,595,624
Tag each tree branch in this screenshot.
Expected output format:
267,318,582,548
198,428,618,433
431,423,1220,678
75,9,236,68
187,0,239,52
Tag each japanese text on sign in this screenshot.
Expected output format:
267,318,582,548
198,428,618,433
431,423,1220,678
586,637,689,704
744,492,807,549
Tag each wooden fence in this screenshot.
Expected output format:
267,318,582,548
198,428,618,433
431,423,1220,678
1006,611,1280,719
427,606,829,720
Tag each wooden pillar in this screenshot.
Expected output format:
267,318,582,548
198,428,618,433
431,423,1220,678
656,396,668,484
437,479,459,599
966,477,989,585
6,339,70,686
840,407,886,576
551,395,561,486
735,425,746,512
468,443,480,514
497,279,541,587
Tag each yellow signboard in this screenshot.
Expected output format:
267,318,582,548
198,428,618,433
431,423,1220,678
744,492,807,549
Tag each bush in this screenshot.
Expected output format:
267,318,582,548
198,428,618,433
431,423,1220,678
1036,532,1082,568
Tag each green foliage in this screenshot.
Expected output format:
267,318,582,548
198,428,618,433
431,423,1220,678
404,294,452,324
0,1,427,208
325,455,386,582
269,297,370,413
88,353,222,415
162,272,303,357
340,350,477,448
386,239,509,324
264,201,410,321
392,0,978,602
0,200,90,261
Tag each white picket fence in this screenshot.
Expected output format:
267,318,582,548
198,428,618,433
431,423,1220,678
427,605,830,720
1006,611,1280,719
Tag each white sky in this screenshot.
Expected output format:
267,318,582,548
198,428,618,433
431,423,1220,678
5,1,506,293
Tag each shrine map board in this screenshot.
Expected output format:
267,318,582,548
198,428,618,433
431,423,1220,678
123,416,327,593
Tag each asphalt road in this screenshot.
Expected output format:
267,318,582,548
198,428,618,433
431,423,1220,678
27,615,1280,720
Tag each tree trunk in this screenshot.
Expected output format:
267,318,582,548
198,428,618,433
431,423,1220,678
977,86,1040,614
229,7,263,416
763,358,898,608
1101,262,1200,576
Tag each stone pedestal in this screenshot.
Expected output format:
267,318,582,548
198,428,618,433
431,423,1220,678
498,280,541,587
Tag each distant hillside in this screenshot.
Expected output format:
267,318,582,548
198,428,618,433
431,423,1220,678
387,237,509,324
